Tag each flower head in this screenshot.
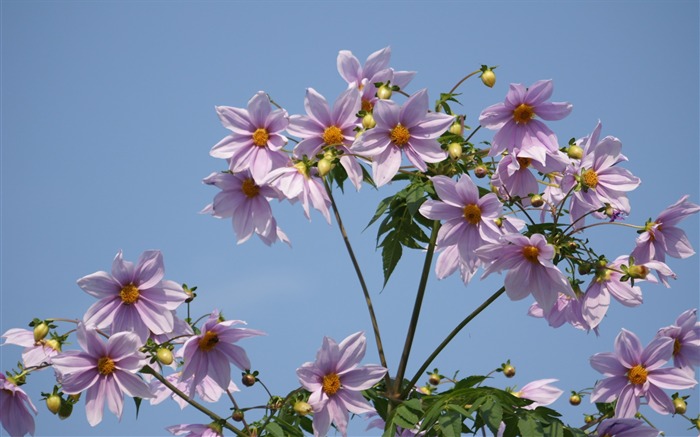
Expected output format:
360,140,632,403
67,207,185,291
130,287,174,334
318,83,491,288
265,161,331,223
337,46,414,95
51,326,153,426
2,328,60,368
589,328,697,418
79,250,188,344
296,332,387,437
656,308,700,369
0,373,37,437
166,423,223,437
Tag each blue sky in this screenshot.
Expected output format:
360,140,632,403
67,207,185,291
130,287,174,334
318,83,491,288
2,1,698,436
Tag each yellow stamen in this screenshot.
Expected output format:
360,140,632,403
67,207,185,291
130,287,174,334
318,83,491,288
322,373,341,396
522,245,540,263
581,168,599,189
119,284,139,305
252,128,269,147
673,338,681,356
241,178,260,198
389,124,410,146
322,126,344,146
627,364,648,385
516,157,531,168
97,357,116,375
512,104,535,124
463,204,482,225
198,330,219,352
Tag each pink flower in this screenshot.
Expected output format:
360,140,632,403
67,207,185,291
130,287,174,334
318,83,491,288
656,308,700,369
79,250,188,344
491,149,568,202
265,162,331,223
166,423,223,437
352,89,454,187
51,326,153,426
434,244,479,285
582,256,643,330
210,91,289,183
2,328,60,368
202,170,290,246
0,373,37,437
296,332,387,437
595,418,659,437
479,80,572,165
150,373,238,409
511,378,563,409
589,328,697,418
529,293,593,333
180,310,264,395
288,88,364,190
337,46,414,94
476,233,575,313
631,195,699,263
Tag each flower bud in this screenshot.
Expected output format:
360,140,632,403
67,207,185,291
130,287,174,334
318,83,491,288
362,113,376,130
294,401,312,416
156,348,173,365
428,372,442,386
584,415,594,424
45,339,61,352
232,410,245,422
46,394,61,414
567,145,583,160
377,85,392,100
33,323,49,342
242,373,256,387
317,158,333,177
474,165,488,179
627,264,649,279
481,69,496,88
447,142,462,160
673,397,687,414
569,393,581,406
448,121,463,136
503,364,516,378
58,398,73,420
530,194,544,208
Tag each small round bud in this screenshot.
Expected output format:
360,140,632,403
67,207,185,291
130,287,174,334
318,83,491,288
242,373,256,387
578,262,592,276
569,394,581,406
481,69,496,88
503,364,516,378
447,142,462,160
232,410,245,422
317,158,333,177
58,398,73,420
673,397,687,415
33,323,49,342
156,348,173,365
428,372,442,386
448,121,463,136
293,401,312,416
695,417,700,431
530,194,544,208
474,165,488,179
377,85,392,100
567,145,583,160
362,113,376,129
584,415,594,424
46,394,61,414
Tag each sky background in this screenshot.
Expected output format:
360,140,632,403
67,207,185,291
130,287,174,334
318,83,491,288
1,1,699,436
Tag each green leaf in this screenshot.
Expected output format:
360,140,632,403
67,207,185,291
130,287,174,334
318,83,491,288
365,195,393,230
133,397,142,419
480,397,503,434
518,416,541,436
438,412,462,437
380,231,403,288
543,421,565,437
264,422,285,437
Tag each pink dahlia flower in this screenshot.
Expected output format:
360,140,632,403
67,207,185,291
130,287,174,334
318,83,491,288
589,328,697,418
180,310,264,395
435,244,479,285
352,89,454,187
476,233,575,313
337,46,414,94
150,372,238,409
51,326,153,426
656,308,700,369
79,250,188,344
288,88,364,190
265,162,331,223
2,328,60,368
511,378,563,409
595,418,659,437
491,148,568,202
210,91,289,183
166,423,222,437
0,373,37,437
528,293,593,333
296,331,387,437
479,80,572,165
202,170,290,246
631,195,699,263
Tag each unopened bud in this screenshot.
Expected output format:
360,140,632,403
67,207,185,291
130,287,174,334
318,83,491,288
503,364,516,378
317,158,333,177
584,415,594,424
530,194,544,208
447,142,462,160
673,397,687,414
362,113,376,129
33,323,49,342
474,165,488,178
242,373,256,387
627,265,649,279
377,85,392,100
232,410,245,422
294,401,312,416
481,69,496,88
448,121,463,136
156,348,173,365
428,372,442,386
569,393,581,406
46,394,61,414
58,398,73,420
567,145,583,160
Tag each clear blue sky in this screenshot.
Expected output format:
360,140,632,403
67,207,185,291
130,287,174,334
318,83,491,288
2,1,698,436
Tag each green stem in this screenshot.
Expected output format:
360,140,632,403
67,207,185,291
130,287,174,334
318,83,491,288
401,286,506,399
393,220,440,396
140,366,246,437
323,179,390,381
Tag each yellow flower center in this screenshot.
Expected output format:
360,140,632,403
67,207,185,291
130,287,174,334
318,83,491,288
673,338,681,356
522,245,540,263
119,284,140,305
361,99,373,113
198,330,219,352
322,126,344,146
512,103,535,124
97,357,116,375
516,157,531,168
389,124,411,146
581,168,599,189
627,364,648,385
241,178,260,198
463,204,482,225
322,373,341,396
252,128,269,147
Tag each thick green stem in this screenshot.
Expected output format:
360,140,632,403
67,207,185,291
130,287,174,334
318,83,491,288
401,286,506,399
393,221,440,396
323,180,390,381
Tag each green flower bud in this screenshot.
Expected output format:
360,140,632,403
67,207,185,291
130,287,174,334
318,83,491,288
33,323,49,342
567,145,583,160
673,397,687,414
317,158,333,177
46,394,61,414
447,142,462,160
294,401,312,416
156,348,173,365
377,85,392,100
362,113,376,129
481,69,496,88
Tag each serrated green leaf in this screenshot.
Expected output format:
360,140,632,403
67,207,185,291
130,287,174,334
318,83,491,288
366,196,393,230
518,415,541,436
439,412,462,437
264,422,285,437
480,397,503,434
381,232,403,288
543,421,565,437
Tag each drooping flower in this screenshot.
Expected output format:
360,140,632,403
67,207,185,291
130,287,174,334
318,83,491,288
476,233,575,313
656,308,700,369
528,293,593,333
210,91,290,183
265,161,331,223
595,418,659,437
352,89,454,187
288,88,364,189
296,331,387,437
2,328,60,368
180,310,264,395
0,373,37,437
166,423,223,437
51,326,153,426
631,195,699,263
337,46,415,95
419,175,504,269
201,170,290,246
150,372,238,409
79,250,188,344
479,80,572,165
434,244,479,285
491,148,568,202
589,328,697,418
511,378,563,409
